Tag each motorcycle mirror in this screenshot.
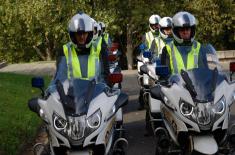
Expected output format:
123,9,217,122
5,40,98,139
143,51,152,58
108,54,117,62
108,73,123,84
32,77,44,89
155,66,169,77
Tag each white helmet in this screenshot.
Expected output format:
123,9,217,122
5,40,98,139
172,11,196,44
93,22,101,40
159,17,172,39
149,14,161,33
68,12,94,48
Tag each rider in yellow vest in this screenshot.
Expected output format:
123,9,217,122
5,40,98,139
143,14,161,50
99,21,112,48
138,14,161,111
48,13,109,92
161,11,208,75
150,17,173,58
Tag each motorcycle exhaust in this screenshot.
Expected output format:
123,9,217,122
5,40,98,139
154,127,170,149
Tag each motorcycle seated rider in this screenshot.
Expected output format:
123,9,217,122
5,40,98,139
99,21,112,48
137,14,161,111
47,12,110,94
160,11,216,76
150,11,224,130
149,16,173,63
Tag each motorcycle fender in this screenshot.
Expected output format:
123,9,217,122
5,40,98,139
192,135,218,154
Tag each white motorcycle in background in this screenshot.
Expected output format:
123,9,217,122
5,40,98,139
28,73,128,155
150,66,235,155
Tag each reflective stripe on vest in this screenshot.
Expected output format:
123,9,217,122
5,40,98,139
93,36,102,56
145,31,154,49
63,43,100,80
104,33,109,45
166,41,201,74
154,37,165,56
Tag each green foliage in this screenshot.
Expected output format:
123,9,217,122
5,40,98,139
0,72,50,155
128,0,235,49
0,0,234,63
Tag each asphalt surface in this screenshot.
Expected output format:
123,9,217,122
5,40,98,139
1,62,235,155
121,70,155,155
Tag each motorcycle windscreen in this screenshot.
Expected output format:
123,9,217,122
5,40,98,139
184,68,226,102
204,44,222,71
65,79,106,116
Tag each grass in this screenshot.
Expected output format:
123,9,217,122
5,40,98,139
0,72,50,155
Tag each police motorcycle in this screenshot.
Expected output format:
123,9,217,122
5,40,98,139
148,45,235,155
136,43,156,110
28,73,128,155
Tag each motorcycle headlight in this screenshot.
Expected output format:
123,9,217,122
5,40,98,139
86,109,102,130
53,113,67,131
180,100,194,116
212,96,225,115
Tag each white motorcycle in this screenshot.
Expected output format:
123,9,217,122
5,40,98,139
28,74,128,155
150,67,235,155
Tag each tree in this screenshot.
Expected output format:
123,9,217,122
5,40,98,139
0,0,234,64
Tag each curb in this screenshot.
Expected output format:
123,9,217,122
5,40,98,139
0,61,7,69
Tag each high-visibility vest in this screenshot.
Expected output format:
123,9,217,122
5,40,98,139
104,33,109,45
166,41,201,74
92,36,103,55
63,42,102,80
153,37,165,56
145,31,155,49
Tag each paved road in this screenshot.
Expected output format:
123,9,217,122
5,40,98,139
1,62,235,155
122,70,155,155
